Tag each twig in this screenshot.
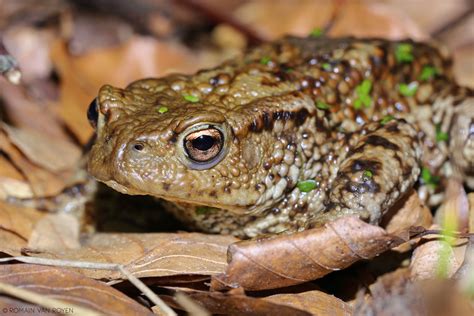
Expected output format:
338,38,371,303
174,292,210,316
409,227,474,239
0,256,177,316
0,281,101,316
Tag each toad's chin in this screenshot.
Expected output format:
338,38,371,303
101,179,258,215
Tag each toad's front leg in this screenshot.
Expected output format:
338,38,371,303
313,119,422,226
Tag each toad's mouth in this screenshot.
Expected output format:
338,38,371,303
102,179,255,215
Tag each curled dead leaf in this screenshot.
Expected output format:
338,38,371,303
211,216,410,291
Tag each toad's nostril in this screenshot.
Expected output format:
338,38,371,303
87,98,99,129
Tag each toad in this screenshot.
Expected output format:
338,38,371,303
87,36,473,238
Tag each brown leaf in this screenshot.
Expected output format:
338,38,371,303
0,131,67,197
409,225,467,280
27,233,237,280
0,200,45,256
2,124,81,173
0,264,154,315
233,0,427,40
354,268,474,316
0,296,51,315
0,154,33,199
0,80,68,142
233,0,333,39
454,44,474,88
469,193,474,233
263,290,352,316
434,178,470,231
384,189,433,235
28,213,81,251
166,289,312,316
329,1,427,39
211,216,408,291
382,190,433,252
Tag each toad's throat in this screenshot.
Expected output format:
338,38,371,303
102,179,258,215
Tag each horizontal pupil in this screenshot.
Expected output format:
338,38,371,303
192,135,215,151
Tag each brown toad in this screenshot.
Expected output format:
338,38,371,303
87,36,473,238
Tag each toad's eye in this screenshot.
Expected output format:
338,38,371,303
87,98,99,129
184,127,223,162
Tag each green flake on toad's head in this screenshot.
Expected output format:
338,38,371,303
419,66,439,81
157,106,168,114
322,63,331,71
310,27,323,38
395,43,414,63
184,95,199,103
435,124,449,142
399,82,419,97
316,101,330,110
381,115,394,125
260,56,271,65
297,180,317,192
363,170,373,178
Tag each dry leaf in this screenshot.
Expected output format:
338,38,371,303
409,232,466,280
166,289,312,316
354,268,474,316
27,233,236,280
211,216,410,291
0,131,67,197
233,0,333,39
2,124,81,173
384,189,433,235
28,213,81,251
234,0,426,40
0,200,45,256
329,1,426,39
434,178,469,231
0,155,33,199
383,190,433,252
0,264,154,315
0,80,68,142
454,44,474,87
469,193,474,233
263,290,352,316
0,296,49,315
